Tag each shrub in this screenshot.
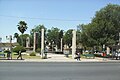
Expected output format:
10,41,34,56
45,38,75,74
30,52,36,56
36,48,41,53
12,46,26,53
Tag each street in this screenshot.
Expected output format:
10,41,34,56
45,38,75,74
0,62,120,80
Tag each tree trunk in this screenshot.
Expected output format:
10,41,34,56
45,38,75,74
21,33,23,47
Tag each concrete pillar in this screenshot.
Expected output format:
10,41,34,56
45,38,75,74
103,44,105,51
33,32,36,52
72,30,76,59
41,29,44,58
55,45,58,51
26,37,30,48
106,47,110,55
61,38,63,52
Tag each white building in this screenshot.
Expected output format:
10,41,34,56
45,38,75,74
0,43,19,51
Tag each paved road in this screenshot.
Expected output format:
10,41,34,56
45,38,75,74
0,62,120,80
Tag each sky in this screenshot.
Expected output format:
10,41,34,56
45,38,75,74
0,0,120,42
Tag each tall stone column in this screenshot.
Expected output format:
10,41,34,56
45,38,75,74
33,32,36,52
26,37,30,48
61,38,63,52
72,30,76,59
106,47,110,55
41,29,44,58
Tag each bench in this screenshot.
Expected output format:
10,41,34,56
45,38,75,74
83,54,95,59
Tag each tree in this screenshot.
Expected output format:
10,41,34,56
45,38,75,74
91,4,120,46
19,34,29,47
80,4,120,51
17,21,28,46
76,24,84,48
47,27,61,50
30,25,46,48
81,24,97,47
63,29,73,48
14,33,19,42
58,30,64,49
59,30,64,39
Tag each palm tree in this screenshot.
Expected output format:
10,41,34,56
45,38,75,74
14,33,19,42
17,21,27,46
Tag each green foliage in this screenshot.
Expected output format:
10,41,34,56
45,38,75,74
12,46,26,53
47,27,63,49
17,21,28,46
30,52,36,56
14,33,19,39
80,4,120,49
91,4,120,45
17,34,30,47
63,29,73,48
30,25,46,48
47,27,60,43
4,50,11,53
36,48,41,53
14,33,19,43
17,21,27,34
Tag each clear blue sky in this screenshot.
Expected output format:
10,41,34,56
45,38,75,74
0,0,120,42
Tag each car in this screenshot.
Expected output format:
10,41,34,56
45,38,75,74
112,51,120,60
94,51,103,56
0,49,3,52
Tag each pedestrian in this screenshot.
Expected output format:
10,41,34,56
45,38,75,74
17,50,23,60
76,52,81,61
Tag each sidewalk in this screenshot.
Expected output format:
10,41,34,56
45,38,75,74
0,53,120,62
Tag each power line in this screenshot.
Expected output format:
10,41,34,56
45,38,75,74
0,15,91,22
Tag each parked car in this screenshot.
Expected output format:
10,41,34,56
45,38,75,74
0,49,2,52
94,51,103,56
112,51,120,60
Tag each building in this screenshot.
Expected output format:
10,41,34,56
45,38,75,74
0,43,19,51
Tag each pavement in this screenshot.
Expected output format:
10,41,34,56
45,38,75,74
1,62,120,80
0,53,120,62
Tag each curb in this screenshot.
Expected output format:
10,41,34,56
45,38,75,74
0,59,120,63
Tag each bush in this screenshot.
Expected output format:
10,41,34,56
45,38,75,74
36,48,41,53
30,52,36,56
12,46,26,53
4,50,11,53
